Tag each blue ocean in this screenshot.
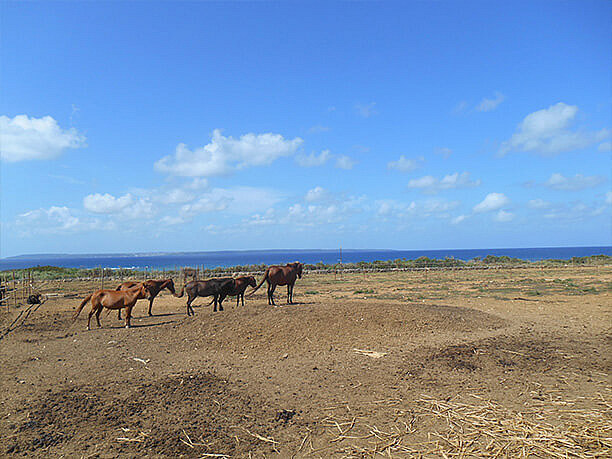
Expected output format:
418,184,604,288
1,246,610,271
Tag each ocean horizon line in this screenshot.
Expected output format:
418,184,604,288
3,245,611,260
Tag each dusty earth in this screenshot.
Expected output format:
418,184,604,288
0,266,610,457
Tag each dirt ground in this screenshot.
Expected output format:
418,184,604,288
0,266,610,457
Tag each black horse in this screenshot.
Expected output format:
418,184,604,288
176,278,235,315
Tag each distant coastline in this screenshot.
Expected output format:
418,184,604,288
1,246,610,271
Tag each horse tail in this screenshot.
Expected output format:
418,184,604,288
247,270,269,297
73,293,93,321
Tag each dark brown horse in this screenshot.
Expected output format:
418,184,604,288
73,284,151,330
207,276,257,307
115,278,177,318
176,278,236,315
249,262,303,306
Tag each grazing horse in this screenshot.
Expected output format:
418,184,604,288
176,278,236,315
73,284,151,330
115,278,177,319
249,262,303,306
206,276,257,307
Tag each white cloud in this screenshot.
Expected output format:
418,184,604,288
305,186,329,203
15,206,109,235
159,216,187,226
543,201,608,221
452,215,468,224
355,102,377,118
335,155,356,170
527,198,551,209
473,193,510,213
434,147,452,158
544,173,606,191
295,149,331,167
181,186,283,217
598,141,612,152
83,192,155,220
186,178,209,190
84,193,134,214
476,91,505,112
606,191,612,205
0,114,86,162
156,188,195,205
155,129,303,177
499,103,609,156
408,172,481,193
19,206,80,230
494,210,514,222
387,155,423,172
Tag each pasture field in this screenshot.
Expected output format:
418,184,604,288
0,266,610,457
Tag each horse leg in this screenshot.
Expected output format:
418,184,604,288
87,307,96,331
148,297,154,316
241,293,245,307
236,295,240,308
124,306,133,328
117,309,122,320
95,307,103,327
269,284,277,306
218,294,226,311
287,285,291,304
186,293,195,316
213,295,218,312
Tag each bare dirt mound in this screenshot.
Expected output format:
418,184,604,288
7,371,309,458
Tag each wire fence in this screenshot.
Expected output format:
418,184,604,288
0,262,608,311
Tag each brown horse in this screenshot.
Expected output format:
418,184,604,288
249,262,303,306
73,284,151,330
115,278,177,319
207,276,257,307
176,278,236,315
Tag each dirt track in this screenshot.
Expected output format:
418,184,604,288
1,267,610,457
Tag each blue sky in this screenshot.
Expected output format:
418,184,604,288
1,0,611,257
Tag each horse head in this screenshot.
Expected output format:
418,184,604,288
248,276,257,288
289,261,303,279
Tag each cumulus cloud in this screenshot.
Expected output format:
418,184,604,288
181,186,283,217
83,193,134,214
473,193,510,213
499,103,609,156
155,129,303,177
295,149,331,167
83,193,155,220
305,186,329,203
335,155,356,170
494,210,514,222
387,155,423,172
544,173,606,191
15,206,109,235
408,172,481,193
156,188,195,205
0,114,86,162
598,141,612,152
476,91,505,112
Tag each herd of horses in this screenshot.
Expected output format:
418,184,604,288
73,262,303,330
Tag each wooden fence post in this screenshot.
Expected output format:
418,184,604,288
101,266,105,290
